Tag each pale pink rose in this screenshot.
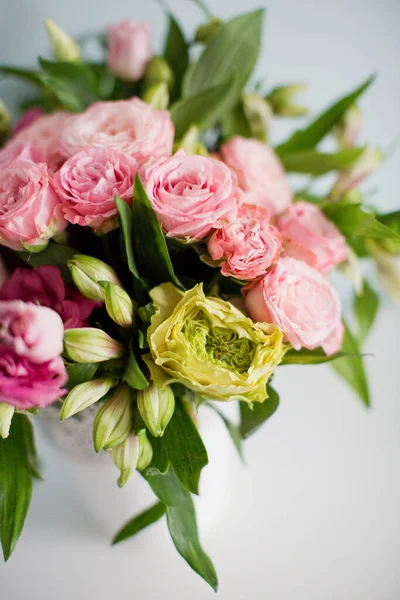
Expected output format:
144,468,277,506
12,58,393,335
53,147,138,233
277,201,348,274
13,107,44,135
0,142,46,168
60,98,174,165
220,136,292,215
0,347,67,410
7,111,70,171
0,300,64,363
0,159,67,251
107,20,151,81
208,204,282,280
244,257,343,355
141,150,239,240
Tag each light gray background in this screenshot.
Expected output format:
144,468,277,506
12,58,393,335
1,1,400,599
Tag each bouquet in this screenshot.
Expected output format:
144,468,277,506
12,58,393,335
0,3,399,591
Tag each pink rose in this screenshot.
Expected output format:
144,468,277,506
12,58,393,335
53,147,138,233
244,257,343,355
0,266,98,329
141,150,239,240
7,111,70,172
107,20,151,81
208,204,282,280
220,136,292,215
13,107,44,135
59,98,174,165
0,300,64,363
0,347,67,410
0,142,46,168
0,159,67,251
277,201,348,274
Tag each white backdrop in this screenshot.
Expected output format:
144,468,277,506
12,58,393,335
1,1,400,599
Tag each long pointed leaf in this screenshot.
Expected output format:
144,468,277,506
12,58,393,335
240,385,279,439
331,321,370,406
112,502,166,545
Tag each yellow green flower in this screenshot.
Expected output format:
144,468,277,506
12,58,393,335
144,283,287,403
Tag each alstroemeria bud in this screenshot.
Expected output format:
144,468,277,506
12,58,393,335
64,328,123,363
0,403,14,439
136,429,153,471
144,56,175,91
99,282,134,328
44,19,80,62
242,94,272,142
267,83,308,117
60,377,116,420
110,433,139,487
67,255,121,302
137,383,175,438
143,82,169,110
368,240,400,303
93,384,133,452
0,100,11,137
195,17,222,43
335,104,362,148
173,126,209,156
338,246,363,295
332,146,383,197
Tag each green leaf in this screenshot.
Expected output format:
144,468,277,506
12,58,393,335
0,414,39,561
208,405,243,459
221,100,252,140
115,196,140,279
276,76,375,156
38,57,98,105
145,469,218,591
38,74,84,112
171,80,234,139
324,204,400,240
123,347,149,391
378,210,400,235
163,401,208,495
281,147,365,175
146,436,170,476
66,363,99,392
281,348,350,365
240,385,279,439
20,242,77,282
354,280,379,344
331,321,370,407
0,66,43,86
132,175,183,289
182,9,264,113
112,501,166,545
164,14,189,99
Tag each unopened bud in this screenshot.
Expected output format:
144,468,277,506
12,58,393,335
137,383,175,438
267,83,308,117
100,281,133,328
64,328,123,363
60,377,116,420
332,146,383,197
243,94,272,142
143,82,169,110
68,255,121,302
195,17,222,43
173,125,209,156
0,403,14,439
335,104,362,148
338,246,363,295
136,429,153,471
44,19,80,62
144,56,175,91
93,384,133,452
0,100,11,137
110,433,139,487
368,240,400,303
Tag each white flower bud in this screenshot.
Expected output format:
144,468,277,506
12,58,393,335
137,383,175,438
64,328,123,363
67,255,121,302
110,433,139,488
136,429,153,472
144,57,174,91
0,403,15,439
60,377,116,421
243,94,272,142
143,83,169,110
93,384,133,452
267,83,308,117
44,19,80,62
332,146,383,197
100,281,133,328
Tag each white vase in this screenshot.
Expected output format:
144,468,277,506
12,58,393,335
37,403,238,539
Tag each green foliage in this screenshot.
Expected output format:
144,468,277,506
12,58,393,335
123,347,149,391
281,147,365,175
164,14,189,100
112,502,166,545
354,281,379,344
240,386,279,439
324,204,400,241
20,242,77,282
281,348,349,365
65,363,99,392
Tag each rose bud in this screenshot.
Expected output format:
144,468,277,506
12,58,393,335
143,82,169,110
195,17,222,43
0,403,15,439
67,255,121,302
93,384,133,452
0,100,11,137
242,94,272,142
107,20,151,82
144,56,175,91
136,429,153,472
100,282,133,328
266,83,308,117
110,433,139,488
63,328,123,363
44,19,80,62
137,382,175,438
60,377,116,421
